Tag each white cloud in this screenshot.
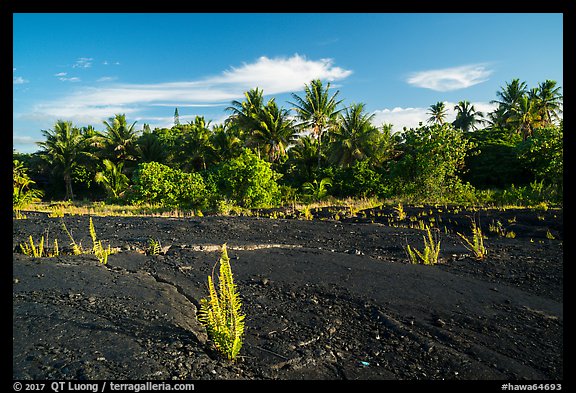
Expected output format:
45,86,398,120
210,54,352,93
55,72,68,77
13,76,28,85
72,57,93,68
371,101,497,132
22,54,352,126
96,76,117,82
372,107,429,131
59,76,81,82
407,64,493,92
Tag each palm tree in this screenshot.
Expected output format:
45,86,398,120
287,135,319,183
507,95,542,140
452,101,484,132
180,116,212,171
485,105,508,131
328,103,379,167
532,80,562,126
136,124,167,163
427,102,448,125
290,79,343,169
102,114,139,167
250,99,298,162
490,78,528,126
226,88,265,136
226,88,266,155
37,120,88,200
207,124,242,166
94,159,129,199
301,177,332,202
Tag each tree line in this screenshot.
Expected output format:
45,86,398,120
13,78,563,211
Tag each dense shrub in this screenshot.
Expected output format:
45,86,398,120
517,125,563,202
131,161,207,208
332,160,390,198
463,128,531,189
212,149,281,208
389,124,476,203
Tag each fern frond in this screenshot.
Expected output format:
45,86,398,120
198,243,245,361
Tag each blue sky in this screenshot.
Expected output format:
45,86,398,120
13,13,563,153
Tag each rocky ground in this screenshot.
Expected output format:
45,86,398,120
12,205,563,381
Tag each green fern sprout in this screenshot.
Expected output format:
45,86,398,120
394,203,407,220
89,217,112,264
20,235,59,258
147,238,162,255
61,219,83,255
20,235,44,257
457,220,487,260
406,226,441,265
198,244,246,361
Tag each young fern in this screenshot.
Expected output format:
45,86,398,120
147,238,162,255
89,217,112,264
20,235,44,258
19,235,59,258
198,244,245,361
61,219,83,255
394,203,407,220
406,226,441,265
457,220,487,260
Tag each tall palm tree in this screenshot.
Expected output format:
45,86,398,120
507,95,541,140
207,124,242,166
102,114,139,167
427,102,448,125
226,88,265,135
485,105,508,131
287,135,319,183
290,79,343,169
532,80,562,126
136,124,167,163
37,120,88,200
328,103,379,167
250,99,298,162
490,78,528,126
452,100,484,132
180,116,212,171
226,87,266,155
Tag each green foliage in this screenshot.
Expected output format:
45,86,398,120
390,124,476,203
13,160,44,213
301,177,332,202
331,160,390,198
499,180,550,206
213,149,281,209
20,235,59,258
147,238,162,255
457,219,487,260
89,217,112,264
131,161,208,209
517,125,563,201
406,226,441,265
198,244,246,361
95,159,129,200
61,220,83,255
394,203,407,220
463,128,530,189
14,78,563,208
